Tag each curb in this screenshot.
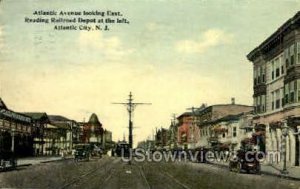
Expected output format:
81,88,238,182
41,157,73,164
209,162,300,181
17,163,32,168
17,157,73,167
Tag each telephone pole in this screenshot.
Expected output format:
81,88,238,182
112,92,151,148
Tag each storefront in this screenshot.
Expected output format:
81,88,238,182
0,100,33,157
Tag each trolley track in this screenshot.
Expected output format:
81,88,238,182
136,160,191,189
60,157,121,189
98,160,151,189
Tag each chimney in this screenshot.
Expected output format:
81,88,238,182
231,97,235,105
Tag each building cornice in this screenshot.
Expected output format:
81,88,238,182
247,11,300,62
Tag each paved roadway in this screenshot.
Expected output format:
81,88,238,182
0,156,299,189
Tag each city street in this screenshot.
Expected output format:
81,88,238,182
0,156,299,189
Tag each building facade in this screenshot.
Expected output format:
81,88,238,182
0,98,33,157
247,12,300,166
196,102,254,149
23,113,50,156
81,113,104,145
209,112,254,152
177,112,193,149
48,115,80,152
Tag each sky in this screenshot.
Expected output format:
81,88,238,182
0,0,299,146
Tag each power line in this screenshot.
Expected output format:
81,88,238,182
112,92,151,148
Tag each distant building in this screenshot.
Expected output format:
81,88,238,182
208,111,254,151
247,12,300,166
167,120,178,149
155,128,168,149
82,113,104,145
195,101,253,149
177,112,193,149
23,112,50,156
48,115,80,151
103,129,113,150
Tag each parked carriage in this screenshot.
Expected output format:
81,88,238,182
229,149,261,174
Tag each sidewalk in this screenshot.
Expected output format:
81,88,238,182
17,155,73,167
210,160,300,181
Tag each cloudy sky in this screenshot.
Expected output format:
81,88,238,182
0,0,299,146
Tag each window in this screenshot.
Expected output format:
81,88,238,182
275,58,280,78
271,92,275,110
297,42,300,64
275,89,280,109
280,55,284,74
271,61,275,80
290,81,295,103
233,127,237,137
257,66,261,83
285,84,289,104
298,80,300,102
285,48,289,68
290,44,295,66
262,95,266,112
281,88,285,107
222,133,225,138
254,67,257,85
261,66,265,83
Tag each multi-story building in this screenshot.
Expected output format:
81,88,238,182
23,112,50,156
48,115,80,152
177,112,193,149
103,129,113,150
196,100,253,149
247,12,300,166
0,98,33,157
81,113,104,145
209,111,254,151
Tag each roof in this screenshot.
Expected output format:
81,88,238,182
215,114,242,123
23,112,48,120
88,113,102,126
247,11,300,61
195,104,253,116
0,98,7,109
48,115,71,122
177,112,193,119
201,111,254,126
53,122,70,130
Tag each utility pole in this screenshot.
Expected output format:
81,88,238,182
112,92,151,148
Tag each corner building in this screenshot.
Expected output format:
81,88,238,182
247,12,300,166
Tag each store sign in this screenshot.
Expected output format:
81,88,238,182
0,109,31,123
